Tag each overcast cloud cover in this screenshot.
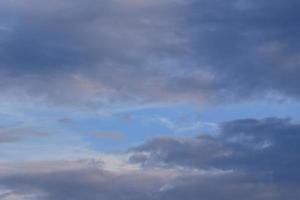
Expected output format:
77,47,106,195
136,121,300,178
0,0,300,199
0,0,299,107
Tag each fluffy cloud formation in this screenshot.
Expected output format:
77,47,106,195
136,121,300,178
0,117,300,199
0,0,299,108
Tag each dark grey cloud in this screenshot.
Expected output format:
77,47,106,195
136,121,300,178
130,118,300,183
0,0,300,107
0,160,299,200
0,0,192,107
0,161,167,200
187,0,300,101
0,169,159,200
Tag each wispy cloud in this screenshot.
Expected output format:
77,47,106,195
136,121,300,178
0,126,48,143
88,131,124,140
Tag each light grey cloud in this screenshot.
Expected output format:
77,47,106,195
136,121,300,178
88,131,124,140
0,126,48,143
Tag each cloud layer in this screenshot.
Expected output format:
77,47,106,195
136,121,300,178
0,118,299,199
0,0,299,108
1,1,300,199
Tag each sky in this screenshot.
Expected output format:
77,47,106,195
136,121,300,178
0,0,300,199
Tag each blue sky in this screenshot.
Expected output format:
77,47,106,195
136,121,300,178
0,0,300,199
2,99,300,161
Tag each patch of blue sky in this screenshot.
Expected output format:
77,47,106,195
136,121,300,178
68,113,171,152
2,99,300,158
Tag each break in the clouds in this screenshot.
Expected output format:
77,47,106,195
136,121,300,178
0,0,299,107
0,118,300,199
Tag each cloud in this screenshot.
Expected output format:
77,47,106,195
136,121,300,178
130,118,300,183
0,0,194,108
0,0,299,108
158,117,218,133
0,117,298,199
186,0,300,101
0,126,48,143
0,159,187,200
89,131,124,140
